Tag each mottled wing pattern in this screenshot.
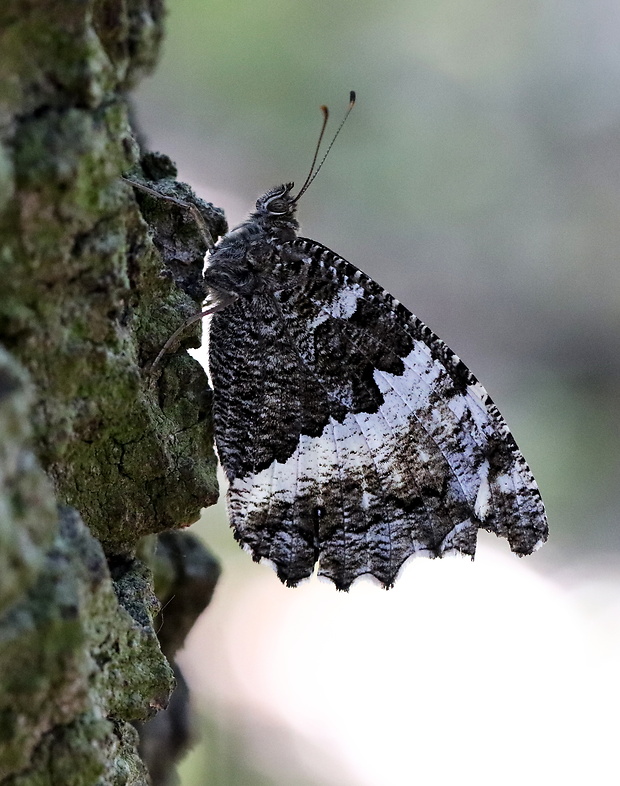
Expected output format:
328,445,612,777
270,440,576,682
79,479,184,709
208,238,547,590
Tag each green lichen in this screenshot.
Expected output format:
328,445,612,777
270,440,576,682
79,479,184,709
2,87,219,554
0,508,175,782
0,1,223,782
0,348,57,615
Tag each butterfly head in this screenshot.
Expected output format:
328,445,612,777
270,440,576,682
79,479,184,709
249,182,300,240
256,182,297,217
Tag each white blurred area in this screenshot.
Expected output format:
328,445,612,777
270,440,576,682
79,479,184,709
178,457,620,786
179,529,620,786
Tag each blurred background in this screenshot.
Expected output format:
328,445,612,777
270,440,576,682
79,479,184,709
133,1,620,784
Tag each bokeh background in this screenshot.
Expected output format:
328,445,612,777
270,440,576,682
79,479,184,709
133,2,620,784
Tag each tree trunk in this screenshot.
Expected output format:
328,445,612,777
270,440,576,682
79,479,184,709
0,2,224,783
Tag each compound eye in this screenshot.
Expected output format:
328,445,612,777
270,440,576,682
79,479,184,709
266,198,288,215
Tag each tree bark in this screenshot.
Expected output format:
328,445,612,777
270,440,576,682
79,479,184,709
0,2,224,783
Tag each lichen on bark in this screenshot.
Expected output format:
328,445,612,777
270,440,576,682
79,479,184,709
0,1,224,783
0,506,175,783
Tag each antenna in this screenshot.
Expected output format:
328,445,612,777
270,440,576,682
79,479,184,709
294,105,330,199
293,90,356,202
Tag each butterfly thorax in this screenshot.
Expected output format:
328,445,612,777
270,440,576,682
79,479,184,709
204,183,301,298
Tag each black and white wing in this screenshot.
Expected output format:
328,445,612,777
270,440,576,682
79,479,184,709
208,238,548,591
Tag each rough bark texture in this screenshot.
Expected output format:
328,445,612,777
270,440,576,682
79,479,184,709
0,2,225,783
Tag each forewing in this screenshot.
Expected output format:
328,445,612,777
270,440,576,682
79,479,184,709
208,238,548,590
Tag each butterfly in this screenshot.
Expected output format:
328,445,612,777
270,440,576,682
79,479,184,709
138,93,548,590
